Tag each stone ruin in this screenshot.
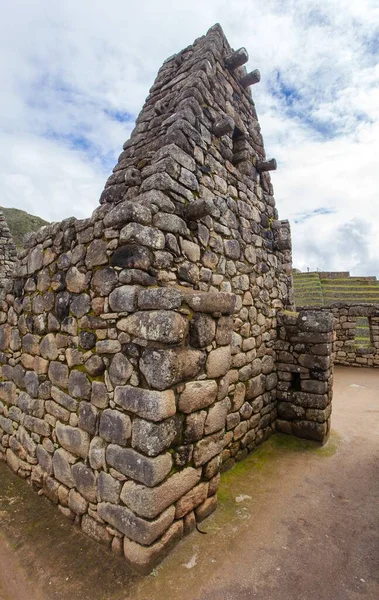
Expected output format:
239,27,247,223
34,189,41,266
0,24,334,574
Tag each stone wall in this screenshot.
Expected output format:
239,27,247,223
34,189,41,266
0,210,17,291
275,310,334,442
308,304,379,368
0,24,333,574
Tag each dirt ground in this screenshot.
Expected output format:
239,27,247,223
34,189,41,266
1,365,379,600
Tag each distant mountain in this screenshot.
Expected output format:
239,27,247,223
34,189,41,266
0,206,48,249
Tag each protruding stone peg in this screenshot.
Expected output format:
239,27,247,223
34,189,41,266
256,158,277,172
225,48,249,70
240,69,261,88
213,116,235,138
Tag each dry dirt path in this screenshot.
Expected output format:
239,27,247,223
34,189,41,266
1,365,379,600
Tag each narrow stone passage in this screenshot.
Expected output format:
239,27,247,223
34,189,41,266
1,366,378,600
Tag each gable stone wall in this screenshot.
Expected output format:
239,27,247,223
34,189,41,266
0,24,333,574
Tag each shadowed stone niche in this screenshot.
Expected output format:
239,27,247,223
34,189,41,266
0,23,333,574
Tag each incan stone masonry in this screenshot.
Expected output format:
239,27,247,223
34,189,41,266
0,24,334,574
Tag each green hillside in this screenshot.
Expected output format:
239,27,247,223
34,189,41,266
0,206,48,249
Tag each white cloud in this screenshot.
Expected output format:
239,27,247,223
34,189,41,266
0,0,378,275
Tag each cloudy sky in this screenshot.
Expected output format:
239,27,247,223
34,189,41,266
1,0,378,275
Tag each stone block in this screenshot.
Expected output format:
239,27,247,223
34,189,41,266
48,361,69,389
132,416,181,457
99,409,131,446
114,386,176,421
120,223,165,249
178,380,217,413
292,420,328,442
51,387,78,412
66,267,86,293
204,399,228,434
85,239,108,268
193,432,224,467
195,495,217,522
246,374,266,400
140,348,205,390
206,346,231,378
91,381,109,409
97,471,121,504
175,482,209,518
120,467,201,518
89,436,106,470
189,314,216,347
52,448,75,488
98,502,175,546
78,402,98,434
118,311,188,344
55,422,90,459
23,416,50,437
106,444,172,487
92,268,118,296
138,287,183,310
184,292,236,315
104,200,152,228
123,521,183,575
72,462,97,502
109,285,139,312
183,411,207,442
68,488,88,515
109,353,133,386
81,515,112,547
68,370,91,400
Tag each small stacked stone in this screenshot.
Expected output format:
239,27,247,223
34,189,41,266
275,310,334,442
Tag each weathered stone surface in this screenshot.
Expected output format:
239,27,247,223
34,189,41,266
97,471,121,503
92,267,118,296
118,311,188,344
114,386,176,421
104,200,152,229
72,462,97,502
120,223,165,249
109,353,133,386
51,387,78,412
175,482,209,518
193,431,224,467
96,340,121,354
178,380,218,413
48,361,69,389
132,416,181,457
190,313,216,347
138,287,183,310
110,244,152,271
81,515,112,547
206,346,231,378
109,285,139,312
78,402,98,434
292,420,328,442
71,293,91,318
55,422,90,459
85,239,108,268
68,488,88,515
106,444,172,486
120,467,201,518
123,521,183,575
68,370,91,400
184,292,236,315
52,448,75,488
91,381,109,409
98,502,175,546
99,409,131,446
204,399,228,434
140,348,205,390
89,436,106,470
23,416,51,437
246,374,266,400
40,333,59,360
66,267,86,293
195,495,218,522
